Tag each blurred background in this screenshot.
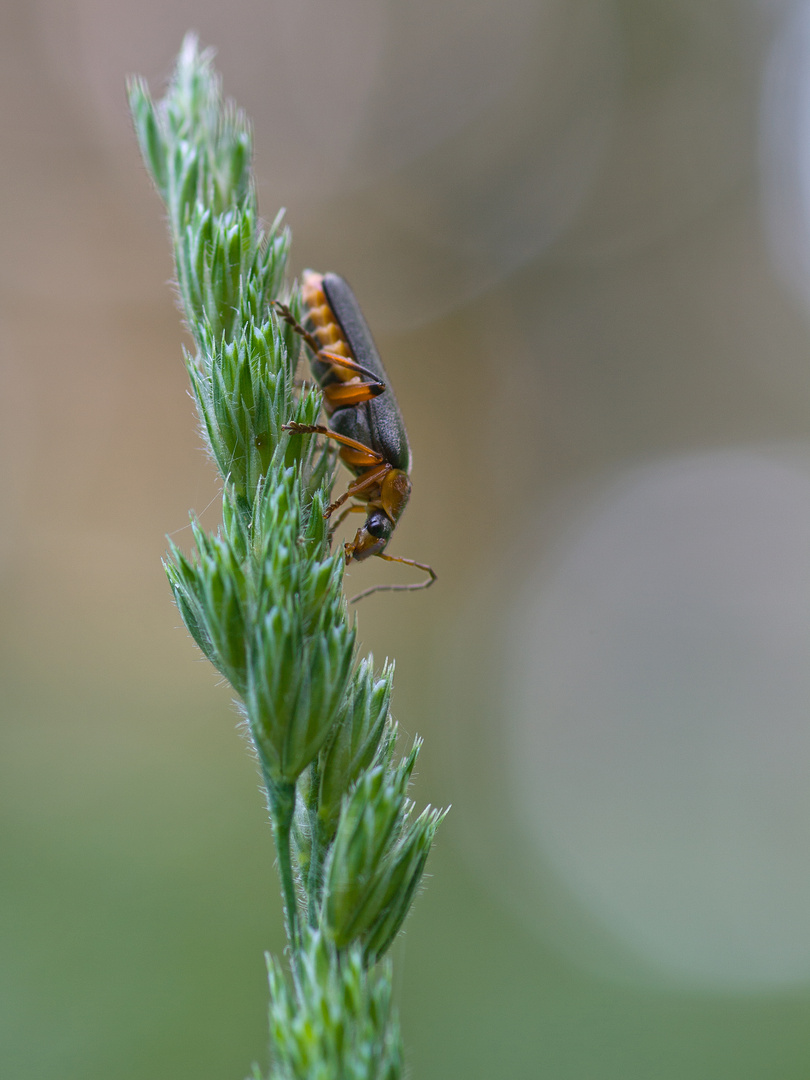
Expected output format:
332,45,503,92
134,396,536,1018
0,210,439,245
5,0,810,1076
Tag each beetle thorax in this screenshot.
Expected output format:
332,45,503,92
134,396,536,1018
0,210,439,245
380,468,411,524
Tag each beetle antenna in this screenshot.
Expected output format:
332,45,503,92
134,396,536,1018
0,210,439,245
349,555,437,603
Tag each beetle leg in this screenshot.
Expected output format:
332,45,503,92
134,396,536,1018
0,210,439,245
273,302,385,384
322,379,385,408
273,300,324,357
317,350,386,385
283,422,384,466
327,462,392,516
328,502,366,541
348,555,437,603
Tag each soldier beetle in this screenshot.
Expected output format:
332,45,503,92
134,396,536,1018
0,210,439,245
275,270,436,602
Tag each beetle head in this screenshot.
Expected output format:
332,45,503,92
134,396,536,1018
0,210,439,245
345,508,393,562
344,469,411,564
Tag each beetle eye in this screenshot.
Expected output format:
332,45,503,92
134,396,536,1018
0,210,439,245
365,511,392,539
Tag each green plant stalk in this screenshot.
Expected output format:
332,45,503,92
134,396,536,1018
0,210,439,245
304,757,326,926
129,35,446,1079
264,774,300,957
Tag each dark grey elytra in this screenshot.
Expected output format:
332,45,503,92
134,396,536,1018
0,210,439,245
320,273,412,476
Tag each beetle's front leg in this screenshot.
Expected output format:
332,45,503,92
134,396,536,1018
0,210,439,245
329,502,366,541
325,463,391,517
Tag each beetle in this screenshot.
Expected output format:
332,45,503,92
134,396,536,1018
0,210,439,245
275,270,435,601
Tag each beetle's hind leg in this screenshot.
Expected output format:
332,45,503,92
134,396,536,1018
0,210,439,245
273,301,385,387
322,378,385,409
273,300,324,358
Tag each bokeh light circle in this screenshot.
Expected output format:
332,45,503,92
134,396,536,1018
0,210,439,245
507,448,810,989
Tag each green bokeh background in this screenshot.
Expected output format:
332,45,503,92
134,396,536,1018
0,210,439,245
4,1,810,1076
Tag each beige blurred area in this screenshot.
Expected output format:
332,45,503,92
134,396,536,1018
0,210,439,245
6,0,810,1077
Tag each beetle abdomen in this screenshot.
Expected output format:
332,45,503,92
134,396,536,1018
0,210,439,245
300,270,412,475
301,271,355,394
